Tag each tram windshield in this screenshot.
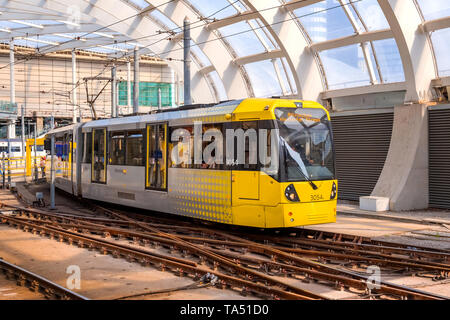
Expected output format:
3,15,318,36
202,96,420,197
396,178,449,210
275,105,335,182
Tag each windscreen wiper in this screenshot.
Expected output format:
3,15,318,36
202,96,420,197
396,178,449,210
282,140,318,190
295,163,318,190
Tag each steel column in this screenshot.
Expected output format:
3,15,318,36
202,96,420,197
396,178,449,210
183,17,191,106
133,48,140,114
72,50,78,123
111,65,117,118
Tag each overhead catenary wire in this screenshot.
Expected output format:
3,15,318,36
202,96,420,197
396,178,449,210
0,0,363,72
1,0,365,117
63,0,365,98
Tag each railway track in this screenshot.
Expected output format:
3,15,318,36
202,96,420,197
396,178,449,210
0,258,89,300
0,200,449,300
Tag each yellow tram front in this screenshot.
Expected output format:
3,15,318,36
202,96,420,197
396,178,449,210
230,99,337,228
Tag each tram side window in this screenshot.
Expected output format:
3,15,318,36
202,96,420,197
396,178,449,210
82,132,92,163
225,121,259,171
126,130,144,166
109,131,125,165
92,129,106,183
169,126,193,169
147,124,167,189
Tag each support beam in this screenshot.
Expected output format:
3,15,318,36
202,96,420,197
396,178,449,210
378,0,436,102
321,82,407,99
421,16,450,33
309,29,393,52
233,49,284,66
133,48,140,114
206,11,259,30
282,0,322,12
198,65,215,75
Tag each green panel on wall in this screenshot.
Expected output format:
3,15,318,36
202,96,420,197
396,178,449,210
118,82,172,107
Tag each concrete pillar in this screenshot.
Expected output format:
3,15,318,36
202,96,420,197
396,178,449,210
371,104,428,210
72,50,78,123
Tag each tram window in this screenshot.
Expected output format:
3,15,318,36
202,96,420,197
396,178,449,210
225,121,259,171
109,131,125,165
82,132,92,163
200,124,224,170
92,129,106,183
169,126,193,169
126,130,144,166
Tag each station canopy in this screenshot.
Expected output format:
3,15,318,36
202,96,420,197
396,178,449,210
1,0,449,104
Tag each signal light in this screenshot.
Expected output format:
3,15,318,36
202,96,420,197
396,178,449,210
285,184,300,202
330,182,337,200
288,212,293,216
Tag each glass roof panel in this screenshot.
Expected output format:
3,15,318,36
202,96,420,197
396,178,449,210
150,10,182,33
274,58,296,95
252,19,278,50
372,38,404,83
187,0,240,20
319,44,370,89
190,40,212,67
293,0,355,42
430,28,450,77
218,21,266,57
417,0,450,21
244,60,283,97
127,0,149,10
208,71,227,101
351,0,389,31
0,21,29,29
365,43,381,83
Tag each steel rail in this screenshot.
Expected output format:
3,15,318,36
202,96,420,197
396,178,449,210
80,204,448,300
0,214,319,300
0,258,89,300
1,201,447,300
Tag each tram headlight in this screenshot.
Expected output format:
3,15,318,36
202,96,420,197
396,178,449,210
285,184,300,202
330,182,337,200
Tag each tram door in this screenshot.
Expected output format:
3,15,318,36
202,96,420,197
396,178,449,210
62,133,73,179
92,128,107,183
146,123,167,190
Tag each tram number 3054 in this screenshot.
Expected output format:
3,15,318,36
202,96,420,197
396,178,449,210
310,194,324,201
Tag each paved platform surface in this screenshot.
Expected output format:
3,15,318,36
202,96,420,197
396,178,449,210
338,202,450,226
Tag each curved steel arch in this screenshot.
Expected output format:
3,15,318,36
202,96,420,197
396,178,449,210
377,0,436,103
